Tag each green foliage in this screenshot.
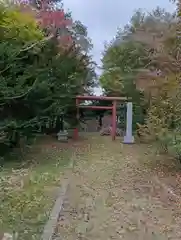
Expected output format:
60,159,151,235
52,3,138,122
157,130,181,161
0,2,95,158
142,74,181,158
125,6,181,161
102,41,147,72
99,4,181,162
0,4,43,42
100,40,148,130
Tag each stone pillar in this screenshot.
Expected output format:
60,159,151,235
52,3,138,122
123,102,134,144
112,100,117,140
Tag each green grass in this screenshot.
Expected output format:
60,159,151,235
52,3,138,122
0,137,73,240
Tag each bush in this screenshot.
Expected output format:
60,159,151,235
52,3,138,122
157,129,181,161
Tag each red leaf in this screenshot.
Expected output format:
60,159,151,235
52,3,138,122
39,9,71,29
53,10,65,20
60,35,73,44
18,0,73,37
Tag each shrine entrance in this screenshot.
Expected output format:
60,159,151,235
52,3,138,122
76,95,134,143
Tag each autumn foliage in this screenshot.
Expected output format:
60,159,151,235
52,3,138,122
100,4,181,161
0,0,95,156
19,0,73,43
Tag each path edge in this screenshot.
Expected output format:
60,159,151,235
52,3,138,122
41,157,75,240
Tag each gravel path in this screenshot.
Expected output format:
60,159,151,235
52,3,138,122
54,135,181,240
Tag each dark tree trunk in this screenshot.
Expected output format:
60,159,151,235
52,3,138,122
99,115,102,127
60,115,64,131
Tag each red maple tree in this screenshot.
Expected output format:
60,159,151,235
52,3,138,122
19,0,73,45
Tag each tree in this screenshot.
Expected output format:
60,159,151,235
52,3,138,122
100,7,177,131
0,3,43,42
0,1,96,156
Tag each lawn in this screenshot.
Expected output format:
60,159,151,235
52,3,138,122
0,136,75,240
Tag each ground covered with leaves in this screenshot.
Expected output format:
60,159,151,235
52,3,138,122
54,134,181,240
0,136,86,240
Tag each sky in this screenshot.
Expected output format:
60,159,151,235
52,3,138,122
63,0,176,95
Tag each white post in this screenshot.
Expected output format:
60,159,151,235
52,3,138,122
123,102,134,144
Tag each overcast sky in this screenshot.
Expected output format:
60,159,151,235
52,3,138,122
63,0,176,95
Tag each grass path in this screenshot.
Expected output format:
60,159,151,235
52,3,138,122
0,136,86,240
54,134,181,240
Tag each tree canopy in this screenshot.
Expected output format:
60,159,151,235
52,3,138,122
0,0,96,157
99,3,181,159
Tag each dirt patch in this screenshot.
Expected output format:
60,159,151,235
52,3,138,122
54,135,181,240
